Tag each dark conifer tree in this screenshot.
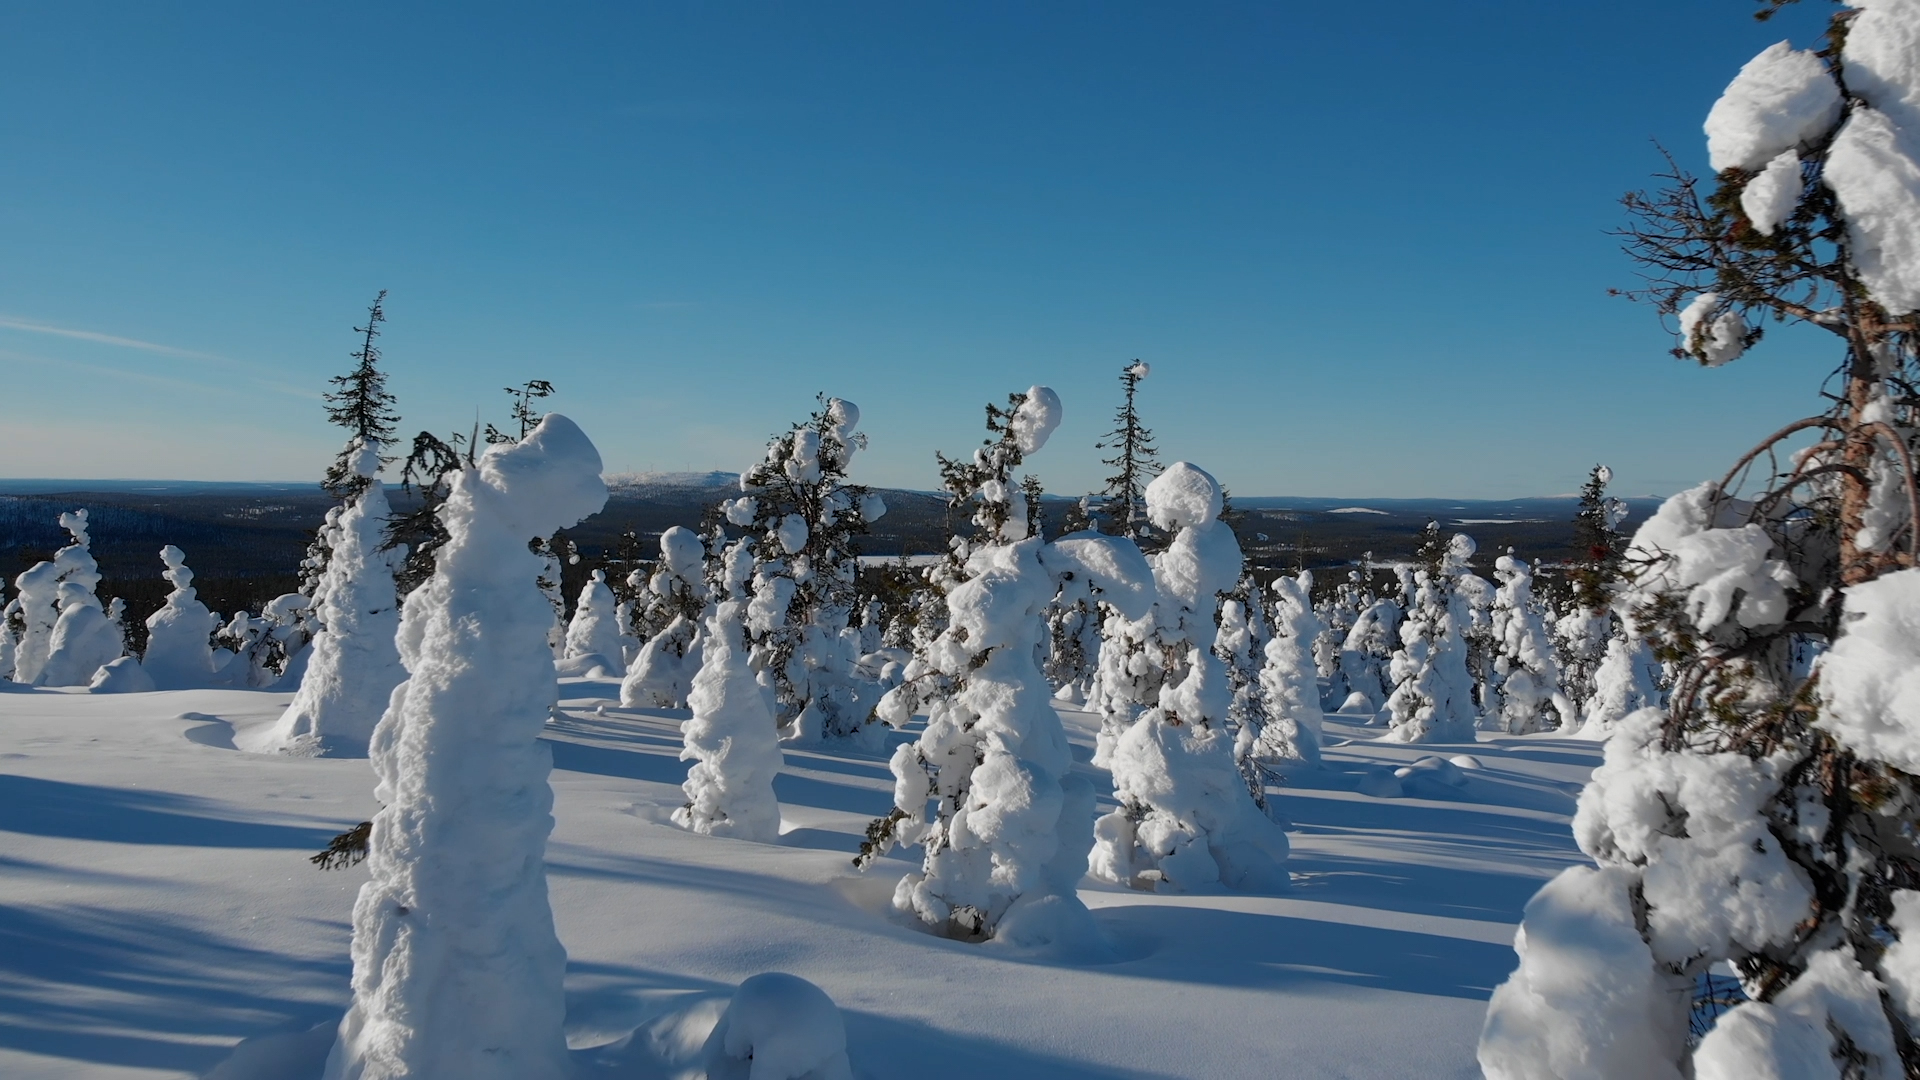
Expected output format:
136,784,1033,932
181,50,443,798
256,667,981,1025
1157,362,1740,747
321,290,400,500
1095,360,1161,537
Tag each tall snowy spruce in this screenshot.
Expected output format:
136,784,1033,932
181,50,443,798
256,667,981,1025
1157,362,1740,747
857,387,1155,948
1383,523,1481,742
324,414,606,1080
715,396,888,741
261,440,406,757
1483,7,1920,1076
1090,463,1290,893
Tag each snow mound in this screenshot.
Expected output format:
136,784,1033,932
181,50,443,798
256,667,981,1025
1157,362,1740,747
700,973,853,1080
1478,865,1687,1080
88,655,155,693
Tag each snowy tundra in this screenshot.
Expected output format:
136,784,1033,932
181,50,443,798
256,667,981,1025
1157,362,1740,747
0,679,1595,1079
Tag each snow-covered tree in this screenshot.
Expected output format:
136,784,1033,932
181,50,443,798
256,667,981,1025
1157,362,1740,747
1384,525,1479,743
858,386,1155,945
10,510,111,685
266,440,407,756
563,569,625,674
1258,571,1324,766
1091,462,1289,893
714,396,887,741
140,546,220,691
1337,593,1402,714
24,510,124,687
325,414,605,1080
1553,465,1630,714
674,600,784,843
1095,360,1161,538
1215,579,1274,798
1487,555,1568,735
1576,627,1662,739
1483,12,1920,1075
620,526,711,710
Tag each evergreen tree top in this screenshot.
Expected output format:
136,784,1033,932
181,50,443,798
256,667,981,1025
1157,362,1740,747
321,290,401,500
1095,359,1162,537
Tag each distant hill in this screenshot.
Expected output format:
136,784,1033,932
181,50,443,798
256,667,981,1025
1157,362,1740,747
0,478,1659,625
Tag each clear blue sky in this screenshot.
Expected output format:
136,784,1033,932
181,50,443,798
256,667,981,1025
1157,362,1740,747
0,1,1843,497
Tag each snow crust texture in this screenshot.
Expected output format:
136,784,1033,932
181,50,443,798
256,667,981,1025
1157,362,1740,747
324,414,606,1080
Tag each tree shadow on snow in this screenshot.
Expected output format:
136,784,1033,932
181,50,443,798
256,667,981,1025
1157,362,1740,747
1093,904,1515,1002
0,903,347,1073
0,773,339,849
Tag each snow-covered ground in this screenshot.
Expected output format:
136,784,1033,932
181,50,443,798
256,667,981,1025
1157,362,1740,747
0,681,1599,1079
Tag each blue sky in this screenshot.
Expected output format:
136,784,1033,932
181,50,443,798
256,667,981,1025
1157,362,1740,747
0,1,1844,497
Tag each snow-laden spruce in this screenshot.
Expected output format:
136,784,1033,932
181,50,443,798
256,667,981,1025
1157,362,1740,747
674,600,784,843
324,414,606,1080
141,546,222,690
621,526,709,709
260,440,406,757
1487,555,1567,735
860,386,1155,948
1485,13,1920,1073
563,569,625,675
1384,527,1481,742
717,396,888,742
1257,571,1323,766
1091,462,1289,893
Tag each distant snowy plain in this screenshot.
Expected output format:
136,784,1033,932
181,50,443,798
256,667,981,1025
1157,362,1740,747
0,681,1598,1078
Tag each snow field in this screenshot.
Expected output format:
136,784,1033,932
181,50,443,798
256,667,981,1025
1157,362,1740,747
0,682,1599,1079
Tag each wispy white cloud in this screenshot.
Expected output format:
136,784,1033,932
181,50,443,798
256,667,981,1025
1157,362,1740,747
0,315,319,399
0,315,223,361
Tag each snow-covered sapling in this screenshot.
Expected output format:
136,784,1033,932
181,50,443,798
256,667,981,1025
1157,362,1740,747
141,546,221,690
674,600,784,843
563,569,625,675
324,414,606,1080
1258,571,1324,767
